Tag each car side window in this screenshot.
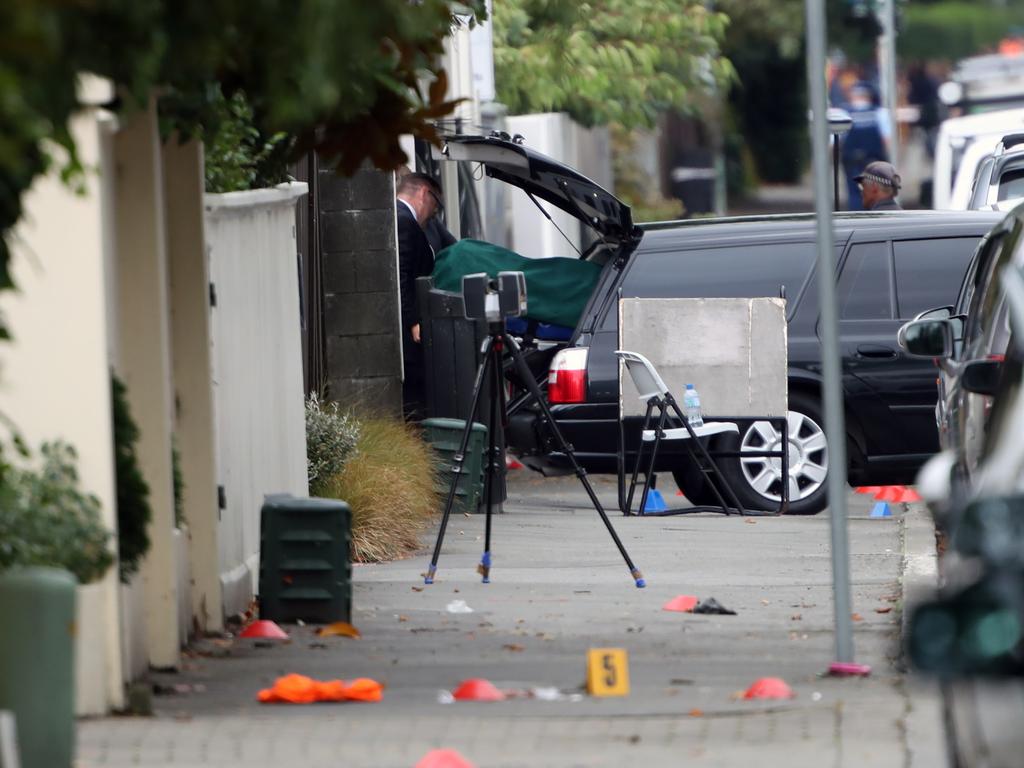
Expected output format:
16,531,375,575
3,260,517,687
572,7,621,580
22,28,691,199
998,167,1024,202
963,235,1012,354
618,241,816,321
893,237,978,319
837,242,891,320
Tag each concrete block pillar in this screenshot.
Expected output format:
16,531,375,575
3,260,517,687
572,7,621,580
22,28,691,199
162,137,223,635
318,163,403,411
112,97,180,669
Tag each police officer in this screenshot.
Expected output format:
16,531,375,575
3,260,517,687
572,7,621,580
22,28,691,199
841,83,891,211
855,161,902,211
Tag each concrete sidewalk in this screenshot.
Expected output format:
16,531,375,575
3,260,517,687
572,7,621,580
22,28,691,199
78,473,943,768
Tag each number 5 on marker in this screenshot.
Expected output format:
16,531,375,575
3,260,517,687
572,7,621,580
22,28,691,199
586,648,629,696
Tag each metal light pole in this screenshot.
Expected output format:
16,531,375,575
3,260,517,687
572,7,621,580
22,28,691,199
879,0,899,171
805,0,863,672
828,109,853,211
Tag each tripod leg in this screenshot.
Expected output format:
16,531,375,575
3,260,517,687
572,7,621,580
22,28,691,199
503,333,647,588
425,336,495,585
478,338,503,583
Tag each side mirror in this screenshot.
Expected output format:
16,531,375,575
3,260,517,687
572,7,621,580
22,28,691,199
898,318,954,358
961,358,1003,396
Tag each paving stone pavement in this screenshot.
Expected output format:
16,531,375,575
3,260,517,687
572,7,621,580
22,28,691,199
77,473,944,768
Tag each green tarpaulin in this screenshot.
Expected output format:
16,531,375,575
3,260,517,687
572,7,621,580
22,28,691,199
431,239,601,329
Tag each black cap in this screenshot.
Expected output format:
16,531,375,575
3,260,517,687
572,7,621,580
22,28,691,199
855,161,901,191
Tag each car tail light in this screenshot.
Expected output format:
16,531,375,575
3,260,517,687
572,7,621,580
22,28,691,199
548,348,588,404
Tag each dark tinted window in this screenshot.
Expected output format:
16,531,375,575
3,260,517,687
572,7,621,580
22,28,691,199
893,237,978,319
999,167,1024,202
622,242,815,313
838,242,891,320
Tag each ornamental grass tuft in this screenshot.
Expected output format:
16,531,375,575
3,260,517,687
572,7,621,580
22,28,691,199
318,417,439,563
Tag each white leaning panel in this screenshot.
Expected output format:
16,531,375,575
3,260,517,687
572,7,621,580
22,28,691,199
618,297,788,419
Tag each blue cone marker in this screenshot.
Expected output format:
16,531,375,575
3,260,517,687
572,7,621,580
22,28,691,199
479,551,492,584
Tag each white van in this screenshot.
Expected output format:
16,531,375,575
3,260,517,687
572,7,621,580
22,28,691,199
934,108,1024,209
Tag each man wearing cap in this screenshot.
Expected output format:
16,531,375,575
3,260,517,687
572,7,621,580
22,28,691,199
856,161,903,211
396,172,444,420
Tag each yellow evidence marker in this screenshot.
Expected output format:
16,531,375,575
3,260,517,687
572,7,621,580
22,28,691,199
586,648,630,697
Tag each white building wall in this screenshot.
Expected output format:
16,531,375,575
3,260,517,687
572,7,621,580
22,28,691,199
204,185,310,618
0,79,125,713
505,113,612,258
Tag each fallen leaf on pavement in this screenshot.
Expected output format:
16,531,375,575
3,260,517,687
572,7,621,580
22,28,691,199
760,599,770,606
790,614,802,621
411,586,424,592
398,616,409,623
851,613,863,622
874,607,893,614
316,622,361,639
744,519,757,525
502,643,525,652
689,708,704,717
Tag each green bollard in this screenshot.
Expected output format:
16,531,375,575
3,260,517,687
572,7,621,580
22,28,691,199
0,567,76,768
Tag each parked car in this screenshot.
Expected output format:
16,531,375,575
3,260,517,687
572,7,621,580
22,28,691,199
510,210,1000,515
906,217,1024,768
966,134,1024,210
933,108,1024,209
898,202,1024,496
434,135,998,516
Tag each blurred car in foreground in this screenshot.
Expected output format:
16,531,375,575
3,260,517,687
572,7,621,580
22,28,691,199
906,206,1024,768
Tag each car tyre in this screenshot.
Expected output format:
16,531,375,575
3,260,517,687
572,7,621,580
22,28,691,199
720,391,830,515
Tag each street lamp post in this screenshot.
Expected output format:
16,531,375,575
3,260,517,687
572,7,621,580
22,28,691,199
828,109,853,212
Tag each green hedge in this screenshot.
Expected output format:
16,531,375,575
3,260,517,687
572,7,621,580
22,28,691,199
901,3,1024,62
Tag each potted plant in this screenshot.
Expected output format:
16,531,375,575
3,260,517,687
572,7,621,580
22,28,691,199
0,440,113,768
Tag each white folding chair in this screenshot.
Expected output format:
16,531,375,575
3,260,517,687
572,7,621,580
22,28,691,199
615,350,746,516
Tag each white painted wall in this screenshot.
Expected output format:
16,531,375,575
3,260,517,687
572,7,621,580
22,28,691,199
205,184,310,619
0,78,125,713
505,113,612,258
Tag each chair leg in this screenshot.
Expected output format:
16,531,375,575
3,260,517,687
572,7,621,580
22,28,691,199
666,394,747,516
625,399,656,515
637,403,669,516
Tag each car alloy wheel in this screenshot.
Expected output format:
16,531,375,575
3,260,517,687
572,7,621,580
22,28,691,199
739,409,828,504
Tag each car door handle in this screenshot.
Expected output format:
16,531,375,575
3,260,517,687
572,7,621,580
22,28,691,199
856,344,897,359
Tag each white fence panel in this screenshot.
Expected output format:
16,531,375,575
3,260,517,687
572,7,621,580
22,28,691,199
205,183,309,618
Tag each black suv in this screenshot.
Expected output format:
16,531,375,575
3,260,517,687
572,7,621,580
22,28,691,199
433,135,999,516
509,211,1001,514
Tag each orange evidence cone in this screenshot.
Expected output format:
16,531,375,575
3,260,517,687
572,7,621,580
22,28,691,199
451,678,506,702
875,486,903,502
742,677,794,700
662,595,699,612
239,620,289,639
899,487,923,503
855,486,881,495
416,749,476,768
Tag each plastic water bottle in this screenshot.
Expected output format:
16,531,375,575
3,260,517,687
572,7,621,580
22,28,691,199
683,384,704,427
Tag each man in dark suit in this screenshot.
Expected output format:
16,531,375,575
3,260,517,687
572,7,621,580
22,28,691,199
396,172,444,420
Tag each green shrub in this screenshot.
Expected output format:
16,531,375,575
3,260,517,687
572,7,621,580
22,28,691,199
305,394,360,495
111,374,152,581
901,3,1024,63
202,89,292,193
0,442,113,584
